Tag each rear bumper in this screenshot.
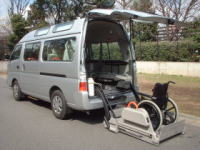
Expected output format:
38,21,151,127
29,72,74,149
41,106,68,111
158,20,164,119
72,91,135,111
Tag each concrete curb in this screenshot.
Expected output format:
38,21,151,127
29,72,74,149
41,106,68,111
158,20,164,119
0,61,8,73
0,73,7,79
180,113,200,127
180,113,200,121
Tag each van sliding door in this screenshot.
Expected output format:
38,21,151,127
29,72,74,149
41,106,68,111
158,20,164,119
20,42,41,96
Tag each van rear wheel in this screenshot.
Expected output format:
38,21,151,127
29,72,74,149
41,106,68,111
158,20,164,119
51,90,72,119
12,80,24,101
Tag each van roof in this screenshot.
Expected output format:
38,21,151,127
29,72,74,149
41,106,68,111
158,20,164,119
19,18,86,43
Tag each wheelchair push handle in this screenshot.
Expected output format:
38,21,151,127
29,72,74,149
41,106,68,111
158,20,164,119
167,81,176,85
165,81,176,89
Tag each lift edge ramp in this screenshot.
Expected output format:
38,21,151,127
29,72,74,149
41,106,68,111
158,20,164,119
159,120,185,142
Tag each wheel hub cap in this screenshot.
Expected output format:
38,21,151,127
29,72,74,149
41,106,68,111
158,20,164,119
52,96,62,114
13,84,18,97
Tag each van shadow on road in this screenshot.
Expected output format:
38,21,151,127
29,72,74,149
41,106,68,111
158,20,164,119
26,97,104,125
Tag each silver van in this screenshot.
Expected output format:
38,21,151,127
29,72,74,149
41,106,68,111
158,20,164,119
7,9,176,119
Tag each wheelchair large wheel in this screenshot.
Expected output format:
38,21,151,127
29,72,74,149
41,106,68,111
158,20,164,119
138,100,163,131
163,98,178,125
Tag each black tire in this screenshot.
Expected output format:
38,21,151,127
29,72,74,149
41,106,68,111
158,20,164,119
51,90,72,119
163,98,178,125
138,100,163,131
12,80,24,101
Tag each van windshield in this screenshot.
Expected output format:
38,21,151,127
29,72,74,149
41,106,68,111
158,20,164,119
91,42,123,60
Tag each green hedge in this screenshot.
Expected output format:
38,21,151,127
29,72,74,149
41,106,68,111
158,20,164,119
135,40,200,62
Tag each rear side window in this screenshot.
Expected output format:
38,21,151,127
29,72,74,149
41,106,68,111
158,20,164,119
43,37,76,61
24,42,41,61
10,45,22,61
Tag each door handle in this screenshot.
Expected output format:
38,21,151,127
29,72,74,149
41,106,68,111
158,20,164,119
16,65,20,69
22,64,25,71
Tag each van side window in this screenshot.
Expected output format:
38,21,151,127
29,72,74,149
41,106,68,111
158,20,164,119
24,42,41,61
10,45,22,61
43,37,76,61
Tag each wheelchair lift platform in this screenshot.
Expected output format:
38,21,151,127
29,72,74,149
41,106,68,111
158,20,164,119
95,82,185,145
107,107,185,145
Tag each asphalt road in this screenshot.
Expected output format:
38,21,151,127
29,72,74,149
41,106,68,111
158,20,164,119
0,77,200,150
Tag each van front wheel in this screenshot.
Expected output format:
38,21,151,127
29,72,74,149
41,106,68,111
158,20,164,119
12,80,24,101
51,90,72,119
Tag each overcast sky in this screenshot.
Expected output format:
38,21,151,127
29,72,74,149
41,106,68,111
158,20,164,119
0,0,10,18
0,0,34,19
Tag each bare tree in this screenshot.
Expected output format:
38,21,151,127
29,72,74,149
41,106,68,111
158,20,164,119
8,0,30,16
155,0,200,41
115,0,134,27
116,0,133,9
0,18,12,34
156,0,200,21
0,17,12,59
